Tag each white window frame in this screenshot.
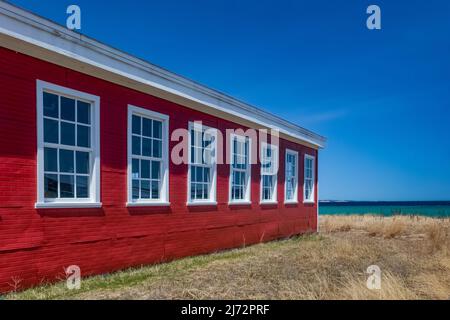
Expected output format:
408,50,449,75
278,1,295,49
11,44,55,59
187,122,218,206
35,80,101,209
284,149,299,204
260,142,278,204
127,105,170,207
303,154,316,203
228,134,252,205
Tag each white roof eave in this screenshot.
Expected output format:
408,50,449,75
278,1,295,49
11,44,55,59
0,1,326,148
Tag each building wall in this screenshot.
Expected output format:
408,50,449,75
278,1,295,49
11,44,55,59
0,47,318,293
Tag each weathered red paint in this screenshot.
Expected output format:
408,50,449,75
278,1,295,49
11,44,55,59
0,47,318,293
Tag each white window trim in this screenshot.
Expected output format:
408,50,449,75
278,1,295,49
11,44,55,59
228,134,252,205
284,149,299,204
187,122,218,206
126,105,170,206
303,154,316,204
260,142,278,205
35,80,101,209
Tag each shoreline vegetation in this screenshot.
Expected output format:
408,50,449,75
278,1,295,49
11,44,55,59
4,215,450,300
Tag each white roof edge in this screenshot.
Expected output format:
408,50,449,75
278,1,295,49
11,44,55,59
0,1,326,148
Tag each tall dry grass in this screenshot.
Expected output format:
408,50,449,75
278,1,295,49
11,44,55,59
6,215,450,300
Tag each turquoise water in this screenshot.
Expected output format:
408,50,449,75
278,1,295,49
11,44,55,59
319,202,450,217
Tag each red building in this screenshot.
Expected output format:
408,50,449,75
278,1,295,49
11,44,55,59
0,2,326,293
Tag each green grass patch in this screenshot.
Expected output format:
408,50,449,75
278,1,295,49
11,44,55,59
7,234,318,300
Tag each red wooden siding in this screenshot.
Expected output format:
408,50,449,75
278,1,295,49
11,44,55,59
0,47,318,293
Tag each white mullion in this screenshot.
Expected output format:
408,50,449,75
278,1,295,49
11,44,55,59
44,142,92,153
73,149,77,198
132,154,161,162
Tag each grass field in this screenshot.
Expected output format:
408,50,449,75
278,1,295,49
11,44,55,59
4,215,450,300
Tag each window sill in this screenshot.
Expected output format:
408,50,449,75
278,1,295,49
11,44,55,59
35,202,102,209
187,201,218,207
303,200,315,204
284,201,299,205
126,202,171,207
228,200,252,206
260,201,278,205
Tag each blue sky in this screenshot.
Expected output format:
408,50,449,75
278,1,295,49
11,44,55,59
10,0,450,200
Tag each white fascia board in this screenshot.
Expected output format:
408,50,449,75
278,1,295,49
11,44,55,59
0,1,326,148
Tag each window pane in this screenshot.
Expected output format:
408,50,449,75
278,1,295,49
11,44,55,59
44,174,58,198
44,118,59,143
60,175,74,198
59,149,74,173
151,181,159,199
77,101,91,124
195,166,202,182
61,97,75,121
132,136,141,155
190,182,197,199
286,183,293,200
194,147,202,164
76,175,89,198
202,183,208,199
132,115,141,135
132,159,139,179
132,180,139,199
190,129,195,147
195,130,202,148
305,187,310,200
43,92,59,118
152,139,162,158
204,168,210,183
203,149,212,165
141,180,150,199
142,118,152,137
141,160,150,179
190,145,195,163
264,188,270,200
142,138,151,156
191,166,196,182
196,183,203,199
76,151,89,174
153,121,162,139
44,147,57,172
151,161,160,180
233,171,240,185
61,122,75,146
77,125,90,148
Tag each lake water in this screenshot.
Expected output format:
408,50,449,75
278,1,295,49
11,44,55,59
319,201,450,218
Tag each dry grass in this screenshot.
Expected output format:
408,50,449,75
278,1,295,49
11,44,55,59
4,215,450,300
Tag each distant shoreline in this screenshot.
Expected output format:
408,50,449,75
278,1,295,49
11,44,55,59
319,201,450,206
319,201,450,217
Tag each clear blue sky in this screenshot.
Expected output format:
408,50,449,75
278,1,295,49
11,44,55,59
10,0,450,201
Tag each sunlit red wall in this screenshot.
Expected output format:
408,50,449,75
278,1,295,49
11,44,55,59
0,47,318,293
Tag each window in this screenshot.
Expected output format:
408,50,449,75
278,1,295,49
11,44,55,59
229,134,251,204
127,105,169,206
36,80,100,208
285,149,298,203
188,122,217,204
304,154,315,203
260,142,278,203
